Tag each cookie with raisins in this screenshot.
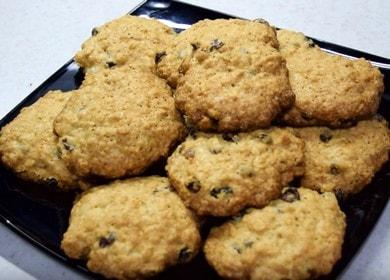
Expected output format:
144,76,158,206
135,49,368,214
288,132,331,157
61,176,201,280
204,188,346,280
54,68,185,179
294,117,390,194
166,128,304,216
277,29,384,127
157,19,294,132
0,91,84,189
75,15,175,73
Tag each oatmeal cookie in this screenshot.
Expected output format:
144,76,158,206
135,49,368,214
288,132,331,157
277,29,384,127
54,68,185,179
295,117,390,194
158,19,294,131
75,15,175,73
166,128,304,216
0,91,82,189
61,176,201,280
204,187,346,280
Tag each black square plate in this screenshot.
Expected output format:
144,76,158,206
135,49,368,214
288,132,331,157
1,1,390,279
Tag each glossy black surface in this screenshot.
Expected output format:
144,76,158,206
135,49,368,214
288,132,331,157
1,0,390,279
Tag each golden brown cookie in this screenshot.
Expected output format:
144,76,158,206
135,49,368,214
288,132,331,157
54,68,185,179
157,19,294,132
295,117,390,194
75,15,175,73
277,29,384,127
204,187,346,280
166,128,304,216
0,91,83,189
61,176,201,280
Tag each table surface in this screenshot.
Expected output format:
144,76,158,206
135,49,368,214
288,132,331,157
0,0,389,279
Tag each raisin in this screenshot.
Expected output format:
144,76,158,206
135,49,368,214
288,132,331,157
319,131,332,143
99,232,116,248
330,164,340,175
233,245,242,254
155,51,166,64
210,39,224,51
307,40,315,48
62,138,74,151
91,27,99,36
178,247,191,263
191,42,200,50
186,180,201,193
244,241,253,248
222,133,239,142
106,61,116,68
210,186,233,198
281,188,300,203
258,133,273,144
45,177,58,187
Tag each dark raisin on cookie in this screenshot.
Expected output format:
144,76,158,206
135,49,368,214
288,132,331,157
191,42,200,50
281,188,300,203
330,164,340,175
62,138,75,151
210,39,224,51
106,61,117,68
186,180,201,193
91,27,99,36
222,133,239,143
155,51,167,64
258,133,273,144
319,130,333,143
210,186,233,198
99,232,116,248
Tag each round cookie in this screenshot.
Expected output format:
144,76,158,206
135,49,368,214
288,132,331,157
75,15,175,73
54,68,185,179
295,117,390,194
0,91,82,189
277,29,384,127
204,187,346,280
166,128,304,216
61,176,201,280
157,19,294,132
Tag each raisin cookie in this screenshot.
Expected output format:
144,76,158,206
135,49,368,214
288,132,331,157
295,117,390,194
204,187,346,280
0,91,83,189
277,29,384,127
158,19,294,131
166,128,304,216
75,15,175,73
54,68,185,179
61,176,201,280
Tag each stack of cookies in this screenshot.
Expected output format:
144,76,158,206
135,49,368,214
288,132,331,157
0,15,388,280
